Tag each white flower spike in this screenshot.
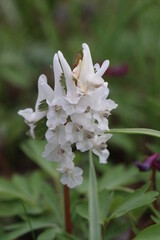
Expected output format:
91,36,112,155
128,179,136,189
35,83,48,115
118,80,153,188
18,43,117,188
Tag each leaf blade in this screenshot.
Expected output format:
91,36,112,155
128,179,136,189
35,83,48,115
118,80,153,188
111,184,159,219
89,150,101,240
107,128,160,138
134,224,160,240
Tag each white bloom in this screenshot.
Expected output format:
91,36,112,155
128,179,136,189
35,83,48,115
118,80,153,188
91,134,112,163
45,126,67,144
92,99,118,131
18,43,118,188
41,54,68,130
18,74,47,138
65,122,81,143
74,43,110,94
42,141,74,162
58,162,83,189
76,130,94,152
58,51,81,105
46,107,67,130
42,126,74,162
71,112,93,130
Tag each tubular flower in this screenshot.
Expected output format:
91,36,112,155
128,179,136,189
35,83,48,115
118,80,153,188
18,74,48,138
135,153,160,172
18,43,117,188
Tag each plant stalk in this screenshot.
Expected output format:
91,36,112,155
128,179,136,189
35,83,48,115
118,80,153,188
150,168,159,209
151,167,156,191
64,185,72,234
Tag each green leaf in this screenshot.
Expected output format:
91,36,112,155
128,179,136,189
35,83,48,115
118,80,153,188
111,183,159,219
0,215,58,240
0,172,58,217
100,165,138,191
134,224,160,240
76,201,88,220
0,201,24,217
76,191,113,225
107,128,160,138
104,220,130,240
0,178,34,204
21,139,59,181
89,150,101,240
56,232,80,240
37,228,57,240
41,181,62,226
29,171,44,203
151,215,160,224
99,191,113,224
12,175,33,197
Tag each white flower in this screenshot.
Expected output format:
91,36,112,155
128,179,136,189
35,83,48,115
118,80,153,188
57,51,92,115
18,43,118,188
41,54,68,130
57,160,83,188
42,126,74,162
45,126,66,144
42,141,74,162
57,51,81,105
18,74,47,138
74,43,110,94
76,130,94,152
58,162,83,189
91,134,112,163
92,98,118,131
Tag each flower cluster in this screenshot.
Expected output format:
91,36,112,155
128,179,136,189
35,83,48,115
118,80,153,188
18,43,117,188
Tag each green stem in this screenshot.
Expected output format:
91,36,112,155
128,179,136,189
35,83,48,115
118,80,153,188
107,128,160,138
150,168,159,209
150,168,156,191
20,201,36,240
150,204,160,219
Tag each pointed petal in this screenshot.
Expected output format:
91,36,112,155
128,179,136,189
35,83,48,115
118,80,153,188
57,51,72,78
53,53,64,97
58,51,78,101
35,74,47,110
82,43,94,75
18,108,33,122
41,82,54,104
94,63,100,72
95,60,110,77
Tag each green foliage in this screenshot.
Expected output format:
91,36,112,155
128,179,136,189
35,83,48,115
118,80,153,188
37,228,57,240
21,139,59,180
89,150,101,240
99,191,114,224
134,224,160,240
0,215,59,240
110,183,159,219
100,165,138,191
108,128,160,138
0,171,62,239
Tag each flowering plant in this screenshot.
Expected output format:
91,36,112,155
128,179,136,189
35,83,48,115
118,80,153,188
18,43,117,188
15,43,160,240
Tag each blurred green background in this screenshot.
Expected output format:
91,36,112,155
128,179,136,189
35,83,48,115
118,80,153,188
0,0,160,174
